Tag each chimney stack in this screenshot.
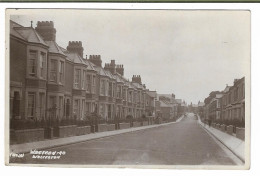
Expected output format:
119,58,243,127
35,21,56,41
116,64,124,76
89,55,102,67
132,75,142,84
66,41,84,58
104,60,116,74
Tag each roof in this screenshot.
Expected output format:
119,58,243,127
159,100,172,108
198,102,205,107
192,104,198,108
104,70,116,79
66,52,88,66
223,85,231,93
147,91,157,98
175,99,182,104
11,21,47,46
181,103,186,106
114,74,125,84
93,66,109,77
158,94,174,99
45,41,65,56
132,82,145,90
10,20,25,40
216,94,223,99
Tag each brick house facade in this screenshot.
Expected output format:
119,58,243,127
10,20,153,123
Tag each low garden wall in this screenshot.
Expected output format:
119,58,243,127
142,121,148,126
54,125,77,138
119,123,130,129
107,124,116,131
236,127,245,140
221,124,226,132
133,121,141,127
97,124,108,132
76,126,91,136
226,125,234,135
11,128,44,144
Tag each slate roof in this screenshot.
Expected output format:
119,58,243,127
147,91,157,98
159,100,172,108
45,41,65,56
84,59,96,72
66,52,88,66
10,20,47,46
104,70,116,80
175,99,182,104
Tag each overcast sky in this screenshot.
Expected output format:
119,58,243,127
9,9,250,104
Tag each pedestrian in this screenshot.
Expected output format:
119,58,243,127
208,119,212,128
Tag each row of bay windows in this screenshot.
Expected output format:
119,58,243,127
222,105,245,121
28,50,47,79
74,68,96,94
28,50,146,105
25,91,98,120
28,49,146,103
23,90,146,120
28,50,65,84
26,92,66,120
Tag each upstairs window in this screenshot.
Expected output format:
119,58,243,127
74,69,80,89
29,50,37,77
50,60,57,82
82,70,86,90
92,75,96,94
122,88,126,100
59,61,64,84
86,74,91,92
39,52,46,79
117,85,121,98
100,80,105,96
108,82,113,97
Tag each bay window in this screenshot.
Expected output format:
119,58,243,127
74,69,80,89
50,60,57,82
39,52,46,79
27,93,35,118
86,74,91,92
29,50,37,77
100,79,105,96
39,93,45,119
59,61,64,84
92,75,96,94
82,70,86,89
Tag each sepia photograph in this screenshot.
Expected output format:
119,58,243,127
5,9,250,169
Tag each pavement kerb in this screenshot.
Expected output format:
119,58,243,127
10,116,184,154
197,118,245,163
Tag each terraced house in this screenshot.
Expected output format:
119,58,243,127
9,20,158,125
203,77,245,127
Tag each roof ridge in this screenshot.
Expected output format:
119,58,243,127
10,20,24,27
33,28,47,46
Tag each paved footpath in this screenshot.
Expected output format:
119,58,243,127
10,117,184,154
10,114,242,165
198,118,245,162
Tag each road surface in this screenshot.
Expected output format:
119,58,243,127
11,113,240,165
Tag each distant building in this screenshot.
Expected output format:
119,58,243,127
203,77,245,126
221,78,245,123
158,94,178,118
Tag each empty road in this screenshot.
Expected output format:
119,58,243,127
12,113,240,165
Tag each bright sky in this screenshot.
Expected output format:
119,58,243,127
9,9,250,104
